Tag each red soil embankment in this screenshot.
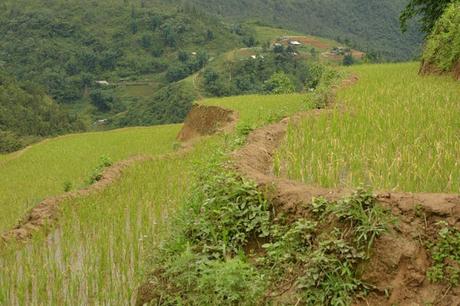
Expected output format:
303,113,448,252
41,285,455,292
177,104,237,142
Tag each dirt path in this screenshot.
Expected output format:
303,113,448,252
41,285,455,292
231,76,460,305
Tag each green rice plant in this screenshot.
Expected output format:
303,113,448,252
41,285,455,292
277,63,460,193
0,124,181,232
0,135,222,305
201,93,310,128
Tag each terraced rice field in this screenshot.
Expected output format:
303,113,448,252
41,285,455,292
276,63,460,193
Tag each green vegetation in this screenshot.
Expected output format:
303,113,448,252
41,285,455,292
114,80,197,127
400,0,455,33
184,0,422,61
427,222,460,286
0,74,84,152
0,124,181,232
276,63,460,193
0,139,217,304
422,2,460,72
201,46,318,97
0,85,318,304
201,93,308,128
0,0,244,130
142,164,390,305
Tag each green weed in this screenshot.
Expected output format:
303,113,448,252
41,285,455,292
88,155,113,184
427,222,460,286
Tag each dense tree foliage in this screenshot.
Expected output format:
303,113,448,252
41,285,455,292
0,0,248,146
114,82,197,127
400,0,455,34
202,48,322,97
422,2,460,72
0,0,242,105
0,74,84,152
181,0,423,61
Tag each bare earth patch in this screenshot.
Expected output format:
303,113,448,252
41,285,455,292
177,104,238,142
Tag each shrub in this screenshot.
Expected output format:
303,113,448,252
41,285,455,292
263,71,295,94
0,131,24,153
88,155,113,184
427,222,460,286
423,2,460,72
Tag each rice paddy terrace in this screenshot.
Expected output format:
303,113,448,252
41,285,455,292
1,63,459,305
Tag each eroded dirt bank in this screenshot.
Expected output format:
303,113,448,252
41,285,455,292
177,104,237,142
231,77,460,305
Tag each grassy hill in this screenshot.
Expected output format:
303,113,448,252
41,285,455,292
182,0,423,61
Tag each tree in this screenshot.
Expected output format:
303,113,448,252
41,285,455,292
178,50,189,63
203,69,227,96
343,54,354,66
400,0,454,33
140,34,153,49
263,72,295,94
166,64,190,82
90,89,115,112
206,29,214,41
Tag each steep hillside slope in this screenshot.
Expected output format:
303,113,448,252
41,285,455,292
0,0,245,128
0,74,84,153
183,0,422,61
420,2,460,79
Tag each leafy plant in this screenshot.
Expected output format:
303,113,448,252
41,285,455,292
63,181,73,192
262,189,390,305
185,166,271,258
427,221,460,286
88,155,113,184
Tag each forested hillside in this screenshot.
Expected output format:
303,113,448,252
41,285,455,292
0,0,243,104
421,1,460,79
182,0,423,61
0,0,251,149
0,74,84,153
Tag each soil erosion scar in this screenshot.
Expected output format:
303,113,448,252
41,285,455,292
177,104,238,142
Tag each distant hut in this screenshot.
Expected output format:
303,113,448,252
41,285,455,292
96,80,110,86
289,40,302,46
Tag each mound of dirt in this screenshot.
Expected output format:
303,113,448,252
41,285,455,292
231,75,460,305
177,104,237,142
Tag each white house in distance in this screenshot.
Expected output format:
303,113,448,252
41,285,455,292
289,40,302,46
95,80,110,86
